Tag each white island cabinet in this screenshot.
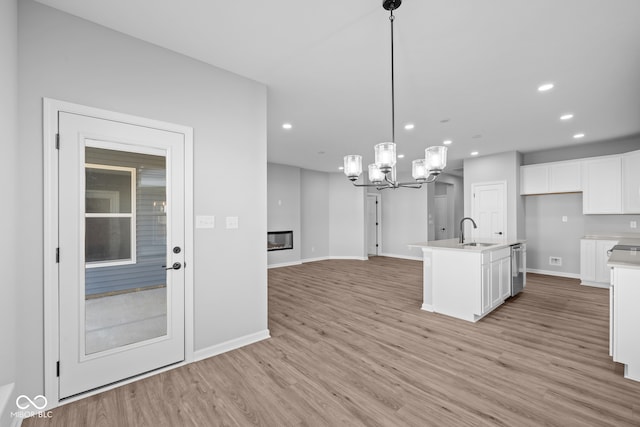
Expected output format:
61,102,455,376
608,241,640,382
410,239,523,323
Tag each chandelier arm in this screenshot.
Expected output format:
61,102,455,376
351,181,389,188
396,182,424,189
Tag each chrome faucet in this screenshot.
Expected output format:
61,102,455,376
459,217,478,244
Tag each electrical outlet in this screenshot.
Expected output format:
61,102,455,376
549,256,562,266
562,216,568,222
631,221,637,229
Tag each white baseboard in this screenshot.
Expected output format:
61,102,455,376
0,382,22,427
194,329,271,362
267,261,302,269
301,256,330,264
421,303,434,312
329,256,368,261
379,253,423,261
527,268,580,279
580,281,610,289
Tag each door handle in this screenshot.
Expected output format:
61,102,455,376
495,232,503,235
162,262,182,270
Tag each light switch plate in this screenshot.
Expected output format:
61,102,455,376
631,220,637,229
562,216,568,222
226,216,239,229
195,215,215,229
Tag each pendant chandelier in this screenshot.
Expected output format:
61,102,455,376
343,0,447,189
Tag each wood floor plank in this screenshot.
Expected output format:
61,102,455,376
24,257,640,426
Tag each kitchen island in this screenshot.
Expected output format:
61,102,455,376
608,238,640,382
410,238,525,322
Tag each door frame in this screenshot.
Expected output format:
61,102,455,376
366,193,382,256
43,98,194,407
470,180,508,240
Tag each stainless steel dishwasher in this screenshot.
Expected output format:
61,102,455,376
510,243,526,296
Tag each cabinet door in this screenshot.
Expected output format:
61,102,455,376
499,256,511,300
481,263,491,314
595,240,617,284
520,165,549,195
623,150,640,213
549,161,582,193
580,240,596,283
490,259,501,307
583,156,622,214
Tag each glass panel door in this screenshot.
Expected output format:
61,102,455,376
84,147,167,355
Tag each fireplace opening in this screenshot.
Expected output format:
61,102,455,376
267,230,293,251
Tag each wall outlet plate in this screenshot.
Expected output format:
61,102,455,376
631,220,637,229
549,256,562,266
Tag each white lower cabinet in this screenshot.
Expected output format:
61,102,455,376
610,266,640,382
481,247,511,317
580,239,617,287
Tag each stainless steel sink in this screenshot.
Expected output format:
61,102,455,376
461,242,494,247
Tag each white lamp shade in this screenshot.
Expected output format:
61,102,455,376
374,142,396,171
368,163,385,184
425,146,447,171
412,159,428,181
344,155,363,178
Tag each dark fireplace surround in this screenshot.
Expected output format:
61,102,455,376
267,230,293,251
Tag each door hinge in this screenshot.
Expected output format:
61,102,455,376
56,361,60,377
55,134,60,149
56,248,59,263
376,244,379,247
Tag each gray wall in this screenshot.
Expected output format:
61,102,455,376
328,174,367,258
301,169,330,260
18,0,267,399
380,172,428,258
427,173,464,240
463,151,525,241
523,134,640,165
0,0,18,421
267,163,301,265
523,137,640,275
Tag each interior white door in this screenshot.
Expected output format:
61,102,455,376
367,195,379,255
471,182,506,240
58,112,185,398
434,195,449,240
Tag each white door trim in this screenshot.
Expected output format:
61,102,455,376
43,98,194,407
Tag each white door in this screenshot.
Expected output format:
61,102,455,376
434,195,449,240
366,195,380,255
58,112,185,398
471,182,506,240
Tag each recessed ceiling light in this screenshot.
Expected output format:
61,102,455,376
443,140,452,145
282,123,292,129
338,166,344,170
397,154,405,159
573,133,585,139
470,151,479,156
560,114,574,121
404,123,415,130
538,83,554,92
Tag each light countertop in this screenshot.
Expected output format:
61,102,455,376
608,238,640,269
409,238,524,253
582,233,640,240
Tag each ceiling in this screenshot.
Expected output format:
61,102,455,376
35,0,640,174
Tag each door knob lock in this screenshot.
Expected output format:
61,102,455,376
162,262,182,270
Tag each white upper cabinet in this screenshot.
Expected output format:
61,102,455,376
520,160,581,195
583,155,623,214
623,150,640,214
549,161,582,193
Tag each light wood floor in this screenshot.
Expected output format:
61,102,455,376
26,257,640,426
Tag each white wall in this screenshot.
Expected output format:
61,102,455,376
463,151,525,241
267,163,301,266
301,169,330,260
0,0,18,423
329,174,367,258
18,0,267,399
